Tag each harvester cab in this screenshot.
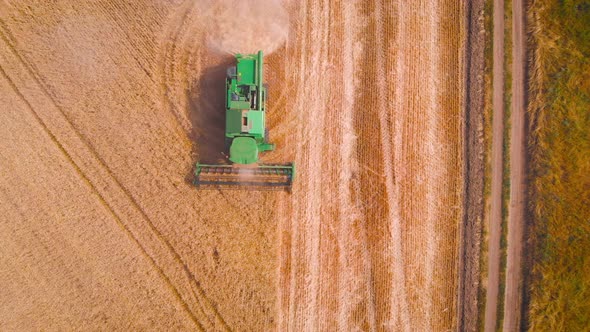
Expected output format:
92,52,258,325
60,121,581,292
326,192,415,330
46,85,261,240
194,51,295,190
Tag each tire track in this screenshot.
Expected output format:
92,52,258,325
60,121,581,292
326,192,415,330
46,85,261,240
0,22,230,331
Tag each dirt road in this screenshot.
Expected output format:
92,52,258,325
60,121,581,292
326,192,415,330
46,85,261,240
0,1,466,330
485,0,505,330
504,0,526,329
485,0,526,330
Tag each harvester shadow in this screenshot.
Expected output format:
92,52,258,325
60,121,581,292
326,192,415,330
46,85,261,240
185,60,233,184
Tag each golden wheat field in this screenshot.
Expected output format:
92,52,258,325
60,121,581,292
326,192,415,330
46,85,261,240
0,0,466,330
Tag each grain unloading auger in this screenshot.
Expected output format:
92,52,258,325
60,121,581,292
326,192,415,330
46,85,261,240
194,51,295,190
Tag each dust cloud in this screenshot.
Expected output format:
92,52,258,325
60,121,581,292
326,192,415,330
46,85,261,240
235,168,256,187
196,0,289,55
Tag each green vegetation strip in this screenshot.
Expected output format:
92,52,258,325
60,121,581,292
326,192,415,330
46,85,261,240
478,1,493,330
496,0,512,330
527,1,590,330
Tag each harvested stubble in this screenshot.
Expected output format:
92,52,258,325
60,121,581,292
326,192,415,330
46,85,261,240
0,0,465,330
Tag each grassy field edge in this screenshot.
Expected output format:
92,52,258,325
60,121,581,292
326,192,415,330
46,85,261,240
477,0,493,330
526,1,590,330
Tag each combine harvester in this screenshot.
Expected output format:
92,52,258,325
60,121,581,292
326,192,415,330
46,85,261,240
194,51,295,190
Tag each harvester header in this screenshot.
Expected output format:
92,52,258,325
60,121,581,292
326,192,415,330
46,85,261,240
194,51,295,190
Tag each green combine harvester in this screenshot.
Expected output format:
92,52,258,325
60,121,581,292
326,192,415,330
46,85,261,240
194,51,295,190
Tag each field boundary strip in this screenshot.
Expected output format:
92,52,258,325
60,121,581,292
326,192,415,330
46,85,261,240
457,0,486,330
0,20,230,331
